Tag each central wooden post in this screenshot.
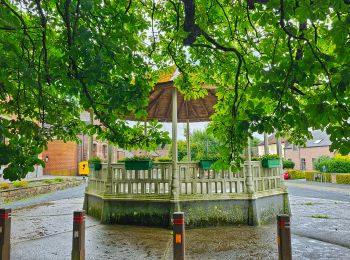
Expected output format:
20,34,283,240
171,87,180,209
263,133,269,154
105,143,113,194
186,120,191,162
246,138,254,194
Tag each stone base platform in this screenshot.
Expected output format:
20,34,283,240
83,190,289,227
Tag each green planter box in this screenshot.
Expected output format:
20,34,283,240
125,160,153,170
88,162,102,171
261,159,280,168
199,159,214,170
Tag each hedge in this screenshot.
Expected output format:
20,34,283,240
286,169,305,179
305,171,331,182
314,156,350,173
283,160,295,169
336,174,350,184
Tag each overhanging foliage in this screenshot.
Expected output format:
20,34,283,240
1,0,350,179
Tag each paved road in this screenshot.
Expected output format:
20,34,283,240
1,182,87,210
286,179,350,202
5,180,350,259
286,179,350,258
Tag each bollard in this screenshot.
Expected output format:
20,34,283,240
0,208,11,260
277,214,292,260
72,210,85,260
173,212,185,260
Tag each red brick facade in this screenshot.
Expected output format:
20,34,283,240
284,146,336,171
42,135,125,176
41,140,78,176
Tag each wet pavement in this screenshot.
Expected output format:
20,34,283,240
4,181,350,259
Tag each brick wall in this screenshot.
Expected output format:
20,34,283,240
284,146,335,171
42,140,78,176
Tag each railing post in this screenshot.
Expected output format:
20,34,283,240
277,214,292,260
173,212,185,260
72,210,85,260
0,208,11,260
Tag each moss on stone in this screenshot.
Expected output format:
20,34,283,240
184,204,247,227
88,206,102,219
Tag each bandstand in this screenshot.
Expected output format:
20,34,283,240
83,70,289,227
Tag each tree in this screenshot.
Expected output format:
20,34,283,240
1,0,350,178
170,128,220,161
155,0,350,168
0,0,170,180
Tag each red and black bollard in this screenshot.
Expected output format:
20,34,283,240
72,210,85,260
277,214,292,260
0,208,11,260
173,212,185,260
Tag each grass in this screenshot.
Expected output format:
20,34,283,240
43,179,55,184
311,214,330,219
0,183,11,190
12,181,29,188
53,177,64,182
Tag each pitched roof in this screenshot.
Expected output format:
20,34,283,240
284,130,331,149
257,134,287,146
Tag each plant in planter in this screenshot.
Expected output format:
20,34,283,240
261,154,281,168
124,156,153,170
199,155,219,170
155,157,172,162
88,157,102,171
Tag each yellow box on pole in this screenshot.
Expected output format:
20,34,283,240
79,161,89,175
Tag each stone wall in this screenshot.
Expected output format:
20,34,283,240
84,190,289,227
0,180,84,203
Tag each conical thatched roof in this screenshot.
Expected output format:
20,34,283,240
127,69,217,122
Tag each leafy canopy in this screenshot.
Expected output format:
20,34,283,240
1,0,350,178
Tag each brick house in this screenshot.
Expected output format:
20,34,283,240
42,135,125,176
256,134,287,158
42,111,126,176
284,130,336,171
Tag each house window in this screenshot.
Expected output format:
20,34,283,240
313,139,323,144
301,158,306,170
102,145,107,159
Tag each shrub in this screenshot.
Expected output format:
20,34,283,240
325,159,350,173
336,174,350,184
123,156,152,161
283,160,295,169
155,157,172,162
12,181,29,188
305,171,314,181
286,169,305,179
251,156,261,161
305,171,331,182
313,155,332,171
314,156,350,173
0,183,10,190
260,154,280,160
53,177,64,182
88,156,102,164
43,179,54,184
